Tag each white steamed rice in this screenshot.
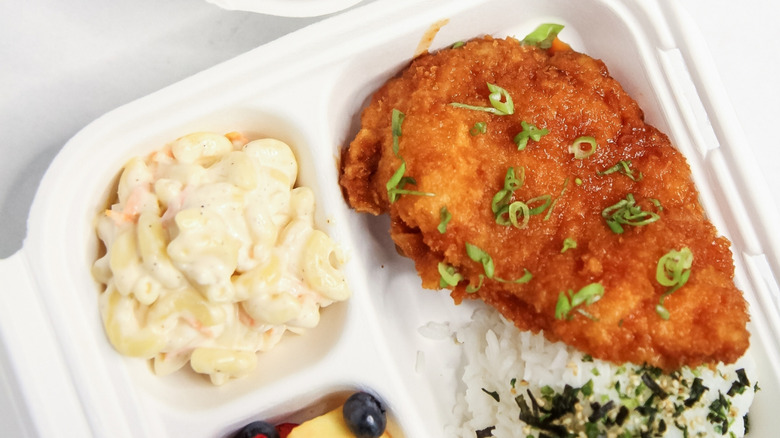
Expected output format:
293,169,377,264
441,306,757,438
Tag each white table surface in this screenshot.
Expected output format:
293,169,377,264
1,0,778,435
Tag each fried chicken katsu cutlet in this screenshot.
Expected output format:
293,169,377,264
339,32,749,370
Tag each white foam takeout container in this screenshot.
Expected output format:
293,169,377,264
204,0,365,17
1,0,779,436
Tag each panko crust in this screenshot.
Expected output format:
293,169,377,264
339,36,749,370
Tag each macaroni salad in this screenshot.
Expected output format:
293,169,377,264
92,132,350,385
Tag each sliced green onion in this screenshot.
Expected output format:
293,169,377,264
526,195,552,216
494,184,564,225
492,192,511,217
497,195,550,226
569,136,598,159
555,292,572,320
386,160,435,203
507,201,531,229
450,82,514,115
391,109,405,157
486,83,514,115
655,247,693,319
466,274,485,293
601,193,660,233
521,23,565,49
491,167,524,215
577,308,599,321
452,41,465,49
438,262,463,288
570,283,604,307
555,283,604,320
655,304,671,320
387,110,434,202
438,206,452,233
386,161,407,202
649,198,663,211
470,121,487,136
504,166,523,191
544,178,569,221
657,248,693,287
598,160,643,182
465,242,495,279
561,237,577,253
389,185,435,202
494,205,510,226
513,121,549,150
575,177,583,186
495,269,533,284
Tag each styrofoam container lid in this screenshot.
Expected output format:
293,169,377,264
1,0,779,436
205,0,365,17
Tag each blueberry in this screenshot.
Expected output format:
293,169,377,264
342,392,387,438
233,420,279,438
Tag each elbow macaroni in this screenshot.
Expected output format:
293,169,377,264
93,132,350,385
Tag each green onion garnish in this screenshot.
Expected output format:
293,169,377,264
386,162,407,202
575,177,583,186
506,201,531,229
452,41,465,49
571,283,604,307
561,237,577,253
386,161,435,203
492,167,524,217
581,380,595,397
391,108,405,157
470,121,487,136
526,195,552,216
465,242,495,279
555,283,604,320
386,111,436,203
491,168,562,226
521,23,565,49
555,293,571,320
544,178,569,221
438,206,451,233
513,121,549,150
601,193,660,234
438,262,463,288
496,195,551,226
465,243,531,284
649,198,663,211
450,82,514,115
466,274,485,293
569,136,598,159
655,247,693,319
598,160,643,181
503,166,523,191
495,269,533,284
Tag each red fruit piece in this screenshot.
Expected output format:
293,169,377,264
275,422,298,438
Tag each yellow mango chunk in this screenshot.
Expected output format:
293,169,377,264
287,405,392,438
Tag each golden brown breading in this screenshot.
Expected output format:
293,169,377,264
339,36,749,370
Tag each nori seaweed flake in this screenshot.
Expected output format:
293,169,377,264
475,426,495,437
482,388,500,402
727,368,750,396
707,391,731,434
641,372,669,400
587,400,615,423
684,377,708,407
